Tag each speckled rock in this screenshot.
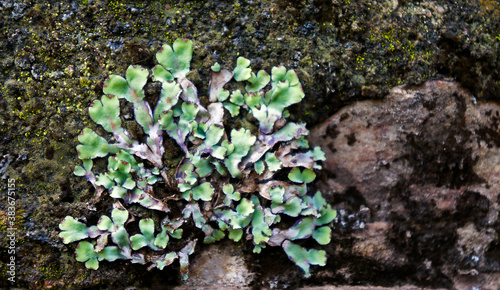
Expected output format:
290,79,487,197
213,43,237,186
179,241,254,288
309,81,500,289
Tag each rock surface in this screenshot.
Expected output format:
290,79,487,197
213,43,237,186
309,81,500,289
179,242,254,288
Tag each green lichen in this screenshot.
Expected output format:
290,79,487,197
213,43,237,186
59,39,336,279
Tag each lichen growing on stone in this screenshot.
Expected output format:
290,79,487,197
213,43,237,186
59,39,336,279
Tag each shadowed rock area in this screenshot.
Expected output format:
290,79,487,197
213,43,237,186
309,81,500,289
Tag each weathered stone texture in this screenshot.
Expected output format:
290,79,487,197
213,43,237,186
309,81,500,289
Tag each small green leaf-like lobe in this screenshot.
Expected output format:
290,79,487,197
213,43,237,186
288,168,316,183
111,227,130,249
103,67,155,135
138,218,155,239
122,177,136,190
254,160,265,175
312,226,332,245
156,252,178,270
130,218,157,250
155,227,169,249
156,39,193,78
74,164,87,176
229,90,244,106
246,70,270,93
312,146,326,161
111,208,129,226
266,76,304,113
73,160,94,183
95,173,114,189
282,240,327,278
76,128,119,160
75,241,99,270
153,81,181,123
223,102,240,117
89,95,121,133
236,198,255,216
233,57,252,81
103,75,129,100
179,239,197,280
245,67,304,134
290,217,315,240
251,206,272,246
191,182,214,201
244,91,264,108
100,246,125,262
202,124,224,148
179,102,199,133
133,101,153,135
125,65,149,100
211,62,221,72
271,196,303,217
172,39,193,75
104,159,133,187
183,171,197,186
269,186,285,203
178,183,192,194
97,215,113,231
265,152,282,172
271,66,300,85
189,153,213,178
103,65,148,103
316,206,337,226
223,184,241,205
217,89,230,102
224,128,256,178
152,65,174,82
271,66,287,82
228,228,243,242
202,224,225,244
59,216,89,244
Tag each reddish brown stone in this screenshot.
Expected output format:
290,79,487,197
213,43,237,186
310,81,500,288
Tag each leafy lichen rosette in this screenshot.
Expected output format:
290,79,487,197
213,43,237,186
60,39,336,279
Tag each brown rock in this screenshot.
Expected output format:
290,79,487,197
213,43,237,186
309,81,500,287
179,241,254,288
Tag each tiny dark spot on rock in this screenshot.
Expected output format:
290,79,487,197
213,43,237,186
57,177,73,203
327,142,336,153
325,123,339,139
346,132,356,146
45,146,55,160
333,186,367,212
340,112,349,122
423,99,437,110
456,191,489,227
